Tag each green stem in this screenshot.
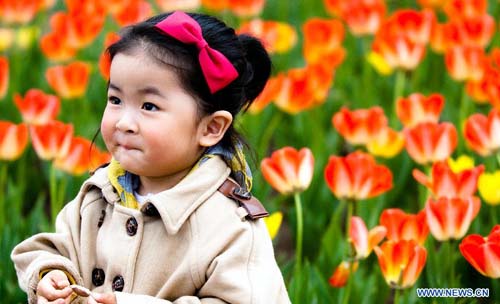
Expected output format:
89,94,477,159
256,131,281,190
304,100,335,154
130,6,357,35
292,192,304,303
447,240,456,287
496,152,500,168
394,288,401,304
0,162,7,229
492,206,498,228
391,70,406,128
258,111,283,156
293,193,304,272
342,200,356,304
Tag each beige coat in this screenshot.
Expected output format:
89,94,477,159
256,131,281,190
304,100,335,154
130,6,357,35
11,157,291,304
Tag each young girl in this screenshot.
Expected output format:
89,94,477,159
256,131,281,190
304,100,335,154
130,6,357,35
11,11,290,304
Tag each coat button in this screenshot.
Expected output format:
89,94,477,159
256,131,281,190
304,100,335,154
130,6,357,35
142,203,159,217
126,217,138,236
112,275,125,292
92,268,105,287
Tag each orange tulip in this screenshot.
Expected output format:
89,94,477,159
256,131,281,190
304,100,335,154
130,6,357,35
463,109,500,156
14,89,60,125
30,120,73,160
111,0,152,27
274,65,333,114
260,147,314,195
379,208,429,246
89,145,111,172
54,137,109,175
430,21,463,53
0,56,8,99
445,45,487,82
238,20,297,55
248,73,285,114
385,9,435,45
425,196,480,241
444,0,487,20
303,18,345,67
324,151,393,200
350,216,387,260
98,32,120,80
396,93,445,128
341,0,386,36
404,122,458,165
228,0,265,17
0,121,28,161
466,78,490,104
324,0,386,36
201,0,228,11
155,0,200,11
46,61,91,99
460,225,500,278
417,0,448,10
332,106,388,146
40,31,77,62
366,127,405,158
0,0,40,24
374,240,427,288
329,261,359,288
413,160,484,199
372,29,426,71
458,15,495,48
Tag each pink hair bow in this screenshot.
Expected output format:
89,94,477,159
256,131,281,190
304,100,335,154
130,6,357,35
154,11,239,94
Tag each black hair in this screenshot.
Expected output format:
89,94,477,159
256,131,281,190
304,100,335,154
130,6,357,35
106,11,271,165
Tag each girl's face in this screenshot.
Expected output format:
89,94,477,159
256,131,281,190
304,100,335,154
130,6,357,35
101,51,206,194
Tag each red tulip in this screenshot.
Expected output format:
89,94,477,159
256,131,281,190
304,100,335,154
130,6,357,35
324,0,386,36
332,106,388,146
463,109,500,156
404,122,458,165
111,0,152,27
261,147,314,195
444,0,487,20
374,240,427,288
228,0,265,18
30,121,73,160
425,196,480,241
98,32,120,81
413,161,484,199
14,89,60,125
324,151,393,200
379,208,429,246
0,121,28,161
54,137,110,176
396,93,444,128
0,0,40,24
350,216,386,259
460,225,500,278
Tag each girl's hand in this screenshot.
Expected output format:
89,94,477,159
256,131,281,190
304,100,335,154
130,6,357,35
88,292,116,304
36,269,73,304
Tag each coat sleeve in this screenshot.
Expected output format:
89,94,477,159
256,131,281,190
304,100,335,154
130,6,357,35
10,193,88,304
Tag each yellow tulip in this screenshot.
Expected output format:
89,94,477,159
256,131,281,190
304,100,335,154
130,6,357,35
264,211,283,240
448,155,475,173
366,51,393,75
478,171,500,205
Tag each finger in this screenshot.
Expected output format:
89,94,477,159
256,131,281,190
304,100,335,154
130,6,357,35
37,296,49,304
40,286,73,301
87,296,99,304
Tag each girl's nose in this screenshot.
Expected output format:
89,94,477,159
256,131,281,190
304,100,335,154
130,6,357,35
115,110,138,133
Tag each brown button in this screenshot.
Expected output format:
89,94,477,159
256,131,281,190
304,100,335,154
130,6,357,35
97,210,106,228
142,203,159,217
112,275,125,292
92,268,105,286
126,217,138,236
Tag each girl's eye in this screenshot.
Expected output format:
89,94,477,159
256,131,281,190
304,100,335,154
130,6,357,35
142,102,159,111
108,96,121,105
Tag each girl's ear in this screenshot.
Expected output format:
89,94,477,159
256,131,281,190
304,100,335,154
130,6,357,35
198,110,233,147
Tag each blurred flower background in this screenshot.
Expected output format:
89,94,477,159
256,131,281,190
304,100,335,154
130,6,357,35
1,0,500,303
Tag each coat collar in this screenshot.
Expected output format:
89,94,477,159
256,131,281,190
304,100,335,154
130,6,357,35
81,156,231,234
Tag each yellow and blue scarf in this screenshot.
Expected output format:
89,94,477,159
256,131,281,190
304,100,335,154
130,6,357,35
108,143,252,209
